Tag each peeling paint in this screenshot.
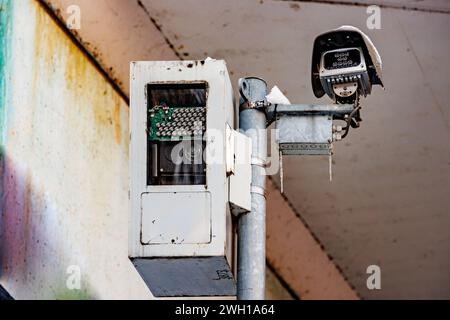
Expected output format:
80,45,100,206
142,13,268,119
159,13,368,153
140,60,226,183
136,0,184,61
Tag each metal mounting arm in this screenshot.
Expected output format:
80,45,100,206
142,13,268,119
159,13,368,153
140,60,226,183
237,77,359,300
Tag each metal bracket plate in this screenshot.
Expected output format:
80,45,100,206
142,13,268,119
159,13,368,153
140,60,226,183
276,115,333,155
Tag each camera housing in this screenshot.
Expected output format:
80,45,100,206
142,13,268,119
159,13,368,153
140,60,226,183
311,26,383,104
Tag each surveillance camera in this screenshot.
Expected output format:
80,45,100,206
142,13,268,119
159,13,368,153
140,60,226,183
311,26,383,105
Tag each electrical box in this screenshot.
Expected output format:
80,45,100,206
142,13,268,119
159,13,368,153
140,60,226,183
130,60,251,297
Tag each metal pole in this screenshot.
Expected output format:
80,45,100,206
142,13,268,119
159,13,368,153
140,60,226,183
237,78,268,300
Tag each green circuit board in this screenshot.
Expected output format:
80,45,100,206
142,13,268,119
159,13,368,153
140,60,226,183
148,105,206,141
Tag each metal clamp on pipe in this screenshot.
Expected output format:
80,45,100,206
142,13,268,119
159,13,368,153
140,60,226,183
239,77,270,111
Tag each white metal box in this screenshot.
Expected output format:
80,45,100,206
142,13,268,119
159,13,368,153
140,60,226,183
129,60,250,297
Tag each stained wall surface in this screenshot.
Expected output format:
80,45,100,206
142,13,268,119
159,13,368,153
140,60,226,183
0,0,152,299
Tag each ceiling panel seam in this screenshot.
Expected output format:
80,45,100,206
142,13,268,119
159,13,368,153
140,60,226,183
277,0,450,14
137,0,185,60
38,0,130,103
268,178,362,298
266,259,301,299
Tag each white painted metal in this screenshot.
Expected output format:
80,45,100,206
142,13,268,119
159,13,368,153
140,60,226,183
141,192,212,244
130,59,236,258
335,26,383,82
229,129,252,215
225,124,235,175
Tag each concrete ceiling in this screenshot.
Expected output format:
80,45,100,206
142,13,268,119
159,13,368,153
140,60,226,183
44,0,450,299
310,0,450,13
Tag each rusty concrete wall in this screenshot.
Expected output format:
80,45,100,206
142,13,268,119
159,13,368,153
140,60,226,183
0,0,152,299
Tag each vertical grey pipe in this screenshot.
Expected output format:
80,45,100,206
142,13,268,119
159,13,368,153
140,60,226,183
238,78,267,300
